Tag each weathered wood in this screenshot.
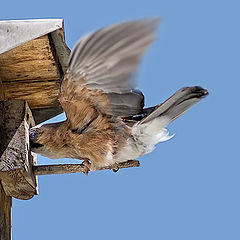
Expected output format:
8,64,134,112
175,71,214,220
0,182,11,240
0,100,38,200
33,160,140,176
51,29,71,75
0,35,61,109
0,19,71,124
0,77,4,100
0,30,70,124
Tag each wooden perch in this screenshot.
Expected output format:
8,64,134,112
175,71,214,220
33,160,140,176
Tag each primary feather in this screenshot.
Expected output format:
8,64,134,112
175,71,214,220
63,18,159,117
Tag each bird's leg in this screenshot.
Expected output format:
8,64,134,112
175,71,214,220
112,168,119,173
82,160,119,174
82,160,91,175
82,159,98,175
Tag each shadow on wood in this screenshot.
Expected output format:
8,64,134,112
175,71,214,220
0,100,38,200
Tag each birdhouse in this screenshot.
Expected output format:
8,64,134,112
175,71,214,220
0,19,70,200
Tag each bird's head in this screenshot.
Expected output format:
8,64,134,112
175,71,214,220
29,125,47,153
29,123,58,156
29,122,68,159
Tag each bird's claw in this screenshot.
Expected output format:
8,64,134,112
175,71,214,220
112,168,119,173
82,160,91,175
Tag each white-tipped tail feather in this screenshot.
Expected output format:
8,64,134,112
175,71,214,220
115,118,173,162
132,116,174,154
115,86,208,162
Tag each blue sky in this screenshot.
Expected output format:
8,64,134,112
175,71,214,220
1,0,240,239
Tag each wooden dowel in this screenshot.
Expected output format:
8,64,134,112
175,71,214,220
33,160,140,176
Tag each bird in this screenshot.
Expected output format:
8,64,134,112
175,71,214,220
29,18,208,174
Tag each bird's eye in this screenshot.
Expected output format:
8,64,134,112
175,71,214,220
30,131,37,140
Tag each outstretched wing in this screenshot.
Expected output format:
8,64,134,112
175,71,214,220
60,19,159,130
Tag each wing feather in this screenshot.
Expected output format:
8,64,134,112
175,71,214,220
60,18,159,128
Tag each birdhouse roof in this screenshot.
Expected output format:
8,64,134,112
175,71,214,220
0,19,70,124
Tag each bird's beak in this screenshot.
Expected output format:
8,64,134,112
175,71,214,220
29,128,44,149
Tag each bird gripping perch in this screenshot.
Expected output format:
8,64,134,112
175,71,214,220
33,160,140,176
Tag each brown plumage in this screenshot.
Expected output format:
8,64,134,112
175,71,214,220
30,19,208,173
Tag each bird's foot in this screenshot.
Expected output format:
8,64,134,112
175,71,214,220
112,168,119,173
82,160,91,175
82,160,97,175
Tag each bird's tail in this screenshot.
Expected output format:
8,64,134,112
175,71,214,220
140,86,208,125
131,86,208,152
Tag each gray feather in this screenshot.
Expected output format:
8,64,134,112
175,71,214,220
140,86,208,124
67,18,160,116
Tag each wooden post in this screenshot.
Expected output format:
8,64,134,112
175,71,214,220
0,100,38,200
0,100,38,239
0,183,11,240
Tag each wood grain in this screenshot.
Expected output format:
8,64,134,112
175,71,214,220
0,100,38,200
33,160,140,175
0,35,61,109
0,182,11,240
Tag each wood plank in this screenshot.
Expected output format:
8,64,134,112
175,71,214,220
0,35,61,109
51,29,71,74
0,35,59,81
0,182,12,240
0,100,38,200
3,81,60,109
